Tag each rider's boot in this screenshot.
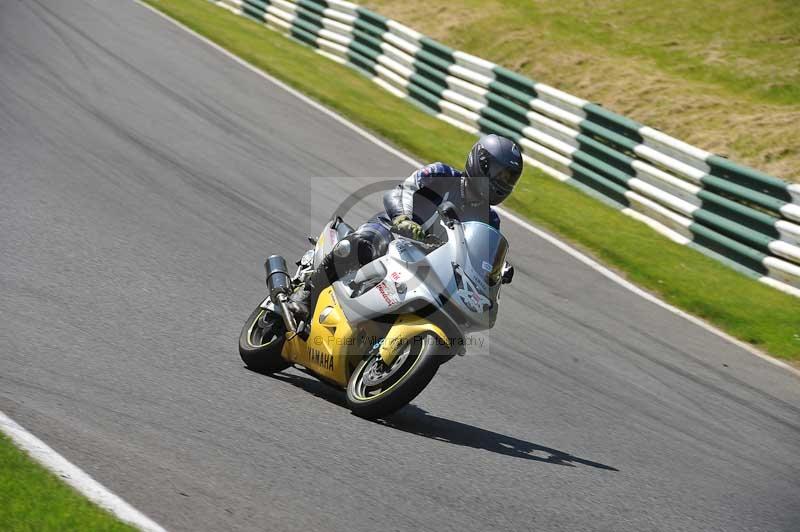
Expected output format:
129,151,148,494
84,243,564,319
287,284,312,323
284,251,336,325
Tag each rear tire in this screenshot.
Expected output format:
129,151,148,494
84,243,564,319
346,333,443,419
238,305,290,373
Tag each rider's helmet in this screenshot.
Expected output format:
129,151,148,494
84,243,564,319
464,134,523,205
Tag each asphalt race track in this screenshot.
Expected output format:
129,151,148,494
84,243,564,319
1,1,799,531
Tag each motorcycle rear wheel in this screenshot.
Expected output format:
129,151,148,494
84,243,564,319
238,305,291,373
346,333,442,419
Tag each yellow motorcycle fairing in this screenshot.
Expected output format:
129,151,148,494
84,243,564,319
280,286,355,387
378,314,449,365
281,287,450,387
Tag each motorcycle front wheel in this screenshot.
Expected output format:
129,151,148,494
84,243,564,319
238,305,291,373
346,333,442,419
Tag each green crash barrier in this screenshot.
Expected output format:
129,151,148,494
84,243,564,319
210,0,800,295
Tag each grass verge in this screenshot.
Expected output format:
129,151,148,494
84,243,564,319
143,0,799,362
0,433,136,531
364,0,800,182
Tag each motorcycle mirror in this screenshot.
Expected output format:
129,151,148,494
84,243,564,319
501,263,514,285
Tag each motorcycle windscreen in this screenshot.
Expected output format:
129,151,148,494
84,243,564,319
462,221,509,285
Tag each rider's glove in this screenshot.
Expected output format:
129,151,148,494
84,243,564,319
392,215,426,241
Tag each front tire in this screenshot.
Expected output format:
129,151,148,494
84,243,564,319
238,305,291,373
346,333,443,419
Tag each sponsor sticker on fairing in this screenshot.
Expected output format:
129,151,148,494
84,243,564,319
376,280,400,306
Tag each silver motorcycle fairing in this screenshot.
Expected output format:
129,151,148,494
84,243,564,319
262,218,506,337
331,220,507,334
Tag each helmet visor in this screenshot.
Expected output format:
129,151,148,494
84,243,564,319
489,167,521,204
494,167,521,189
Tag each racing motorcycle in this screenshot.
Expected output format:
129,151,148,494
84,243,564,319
238,204,513,419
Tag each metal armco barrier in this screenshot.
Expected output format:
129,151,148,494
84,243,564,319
215,0,800,296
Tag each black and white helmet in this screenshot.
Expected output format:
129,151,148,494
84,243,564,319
465,134,523,205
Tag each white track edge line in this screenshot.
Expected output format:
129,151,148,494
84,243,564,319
0,411,167,532
134,0,800,379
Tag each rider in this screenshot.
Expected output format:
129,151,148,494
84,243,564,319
287,134,523,322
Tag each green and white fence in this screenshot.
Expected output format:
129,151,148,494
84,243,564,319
215,0,800,297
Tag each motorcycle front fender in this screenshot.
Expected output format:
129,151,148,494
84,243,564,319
378,314,450,365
